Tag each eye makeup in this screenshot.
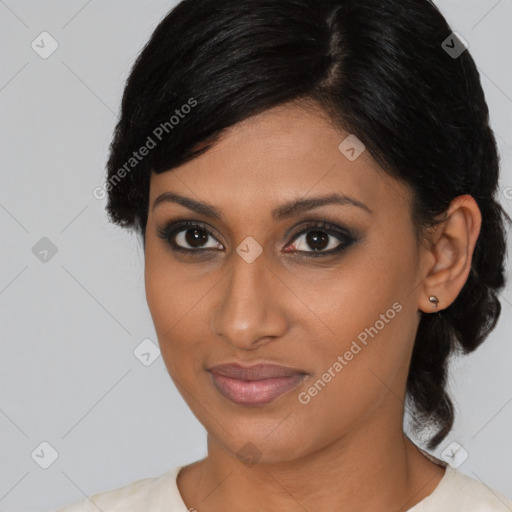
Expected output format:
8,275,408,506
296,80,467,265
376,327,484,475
156,217,362,260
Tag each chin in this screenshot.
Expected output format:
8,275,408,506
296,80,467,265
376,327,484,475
214,421,312,466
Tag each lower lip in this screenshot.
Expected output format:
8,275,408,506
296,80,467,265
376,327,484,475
209,372,306,406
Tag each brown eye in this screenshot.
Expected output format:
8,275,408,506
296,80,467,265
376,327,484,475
157,221,224,251
285,221,358,258
181,226,212,248
294,230,331,251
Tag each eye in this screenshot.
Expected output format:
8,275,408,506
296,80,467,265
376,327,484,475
284,221,357,258
157,221,223,252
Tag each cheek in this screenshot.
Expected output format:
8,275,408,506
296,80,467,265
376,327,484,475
145,249,185,351
144,249,213,377
145,237,192,328
295,302,412,443
145,259,175,331
293,245,416,399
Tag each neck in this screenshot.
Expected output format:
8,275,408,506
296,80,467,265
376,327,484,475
179,408,446,512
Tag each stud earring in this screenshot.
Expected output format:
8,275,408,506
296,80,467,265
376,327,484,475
429,295,439,308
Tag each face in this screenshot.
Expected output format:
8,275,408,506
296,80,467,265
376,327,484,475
144,102,425,464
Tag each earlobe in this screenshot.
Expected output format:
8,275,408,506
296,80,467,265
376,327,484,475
418,294,442,315
418,194,482,314
428,295,440,309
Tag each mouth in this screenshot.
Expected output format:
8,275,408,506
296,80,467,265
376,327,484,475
207,363,308,406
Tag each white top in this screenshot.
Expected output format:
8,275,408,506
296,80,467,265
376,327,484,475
54,462,512,511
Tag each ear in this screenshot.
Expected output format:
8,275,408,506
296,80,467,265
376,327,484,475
418,194,482,314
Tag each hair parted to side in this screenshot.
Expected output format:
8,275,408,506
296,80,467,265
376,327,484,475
105,0,511,450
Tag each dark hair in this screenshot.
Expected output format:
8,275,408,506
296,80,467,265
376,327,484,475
105,0,510,450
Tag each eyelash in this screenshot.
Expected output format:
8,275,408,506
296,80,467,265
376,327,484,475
156,219,359,259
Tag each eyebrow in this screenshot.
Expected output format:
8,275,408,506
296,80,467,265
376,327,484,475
152,191,373,221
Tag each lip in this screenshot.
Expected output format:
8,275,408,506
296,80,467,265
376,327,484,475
208,363,308,406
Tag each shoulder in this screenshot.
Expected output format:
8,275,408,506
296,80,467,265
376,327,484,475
448,468,512,511
412,465,512,511
53,466,185,512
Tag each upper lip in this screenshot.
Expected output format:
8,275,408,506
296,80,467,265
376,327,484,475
208,362,308,381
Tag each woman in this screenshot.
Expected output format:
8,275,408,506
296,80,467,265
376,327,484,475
56,0,512,510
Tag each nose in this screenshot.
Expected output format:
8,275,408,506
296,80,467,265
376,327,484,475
211,249,289,350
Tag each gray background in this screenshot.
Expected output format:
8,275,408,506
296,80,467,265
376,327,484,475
0,0,511,510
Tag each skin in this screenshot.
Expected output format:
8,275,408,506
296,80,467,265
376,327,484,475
144,101,482,512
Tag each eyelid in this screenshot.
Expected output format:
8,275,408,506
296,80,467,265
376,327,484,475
287,220,355,242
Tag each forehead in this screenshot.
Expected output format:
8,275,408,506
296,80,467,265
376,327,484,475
148,102,410,220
